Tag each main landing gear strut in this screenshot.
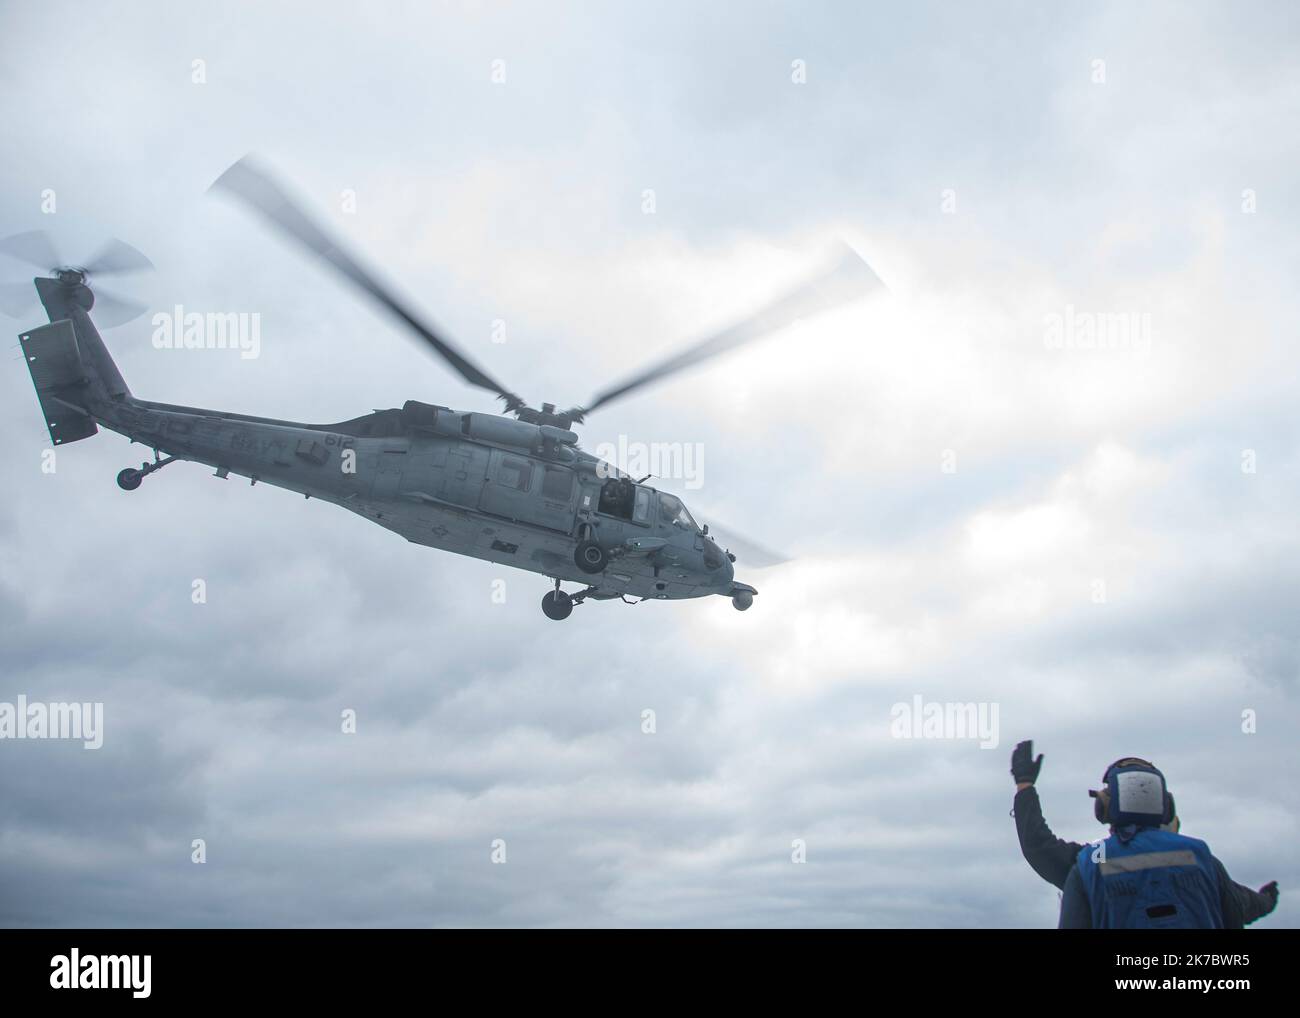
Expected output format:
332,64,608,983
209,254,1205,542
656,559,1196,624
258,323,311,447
116,451,177,491
541,579,600,621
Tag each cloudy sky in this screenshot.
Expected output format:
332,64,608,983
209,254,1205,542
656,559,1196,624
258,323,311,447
1,0,1297,927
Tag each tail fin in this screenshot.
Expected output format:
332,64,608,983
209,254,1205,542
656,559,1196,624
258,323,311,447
20,276,132,445
35,276,132,400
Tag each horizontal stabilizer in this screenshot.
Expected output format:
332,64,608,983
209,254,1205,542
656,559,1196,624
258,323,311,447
19,320,97,444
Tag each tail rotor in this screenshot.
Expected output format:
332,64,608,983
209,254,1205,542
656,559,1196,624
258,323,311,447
0,230,154,327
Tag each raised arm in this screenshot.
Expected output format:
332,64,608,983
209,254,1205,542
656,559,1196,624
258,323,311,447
1011,740,1086,891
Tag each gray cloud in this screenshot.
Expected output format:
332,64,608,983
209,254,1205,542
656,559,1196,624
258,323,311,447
0,0,1296,928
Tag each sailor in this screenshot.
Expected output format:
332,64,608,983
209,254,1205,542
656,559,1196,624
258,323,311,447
1009,740,1277,928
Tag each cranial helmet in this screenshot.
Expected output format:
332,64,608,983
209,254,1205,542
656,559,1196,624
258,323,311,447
1089,757,1176,828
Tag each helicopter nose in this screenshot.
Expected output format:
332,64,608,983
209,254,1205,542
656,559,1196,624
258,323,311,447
717,550,734,586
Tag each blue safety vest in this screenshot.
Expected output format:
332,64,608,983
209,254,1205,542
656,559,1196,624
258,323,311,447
1075,829,1223,929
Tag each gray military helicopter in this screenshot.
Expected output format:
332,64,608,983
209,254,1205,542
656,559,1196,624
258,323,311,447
9,157,882,619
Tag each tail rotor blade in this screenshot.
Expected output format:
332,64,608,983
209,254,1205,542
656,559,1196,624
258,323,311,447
0,234,153,325
83,237,155,276
90,287,148,328
0,231,61,272
0,281,38,317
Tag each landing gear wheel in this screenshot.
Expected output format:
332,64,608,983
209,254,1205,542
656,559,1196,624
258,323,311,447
574,540,607,574
731,591,754,611
542,590,574,621
116,453,176,491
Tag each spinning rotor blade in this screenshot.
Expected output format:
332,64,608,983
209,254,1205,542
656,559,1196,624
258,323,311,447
568,242,885,421
0,282,145,326
83,237,154,276
0,231,61,272
90,287,148,328
211,156,523,410
705,520,789,570
0,281,37,317
0,233,153,324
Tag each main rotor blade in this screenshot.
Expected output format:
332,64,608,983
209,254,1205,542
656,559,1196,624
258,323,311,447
83,237,154,276
210,156,523,409
569,242,884,420
0,231,61,272
704,519,789,569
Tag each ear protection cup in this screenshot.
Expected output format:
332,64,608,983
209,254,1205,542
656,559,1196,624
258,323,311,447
1094,788,1109,824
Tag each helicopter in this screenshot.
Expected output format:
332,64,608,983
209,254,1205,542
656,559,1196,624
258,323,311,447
8,157,883,620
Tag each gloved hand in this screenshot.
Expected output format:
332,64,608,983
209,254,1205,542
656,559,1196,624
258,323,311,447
1011,740,1044,786
1258,881,1279,913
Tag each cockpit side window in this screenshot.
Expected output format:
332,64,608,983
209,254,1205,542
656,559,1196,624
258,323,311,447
658,492,697,530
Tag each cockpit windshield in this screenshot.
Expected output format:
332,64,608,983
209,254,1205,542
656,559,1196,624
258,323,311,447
658,492,698,531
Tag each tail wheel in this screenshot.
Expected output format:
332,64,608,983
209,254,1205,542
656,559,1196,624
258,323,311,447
542,590,574,621
574,540,607,574
731,591,754,611
116,468,143,491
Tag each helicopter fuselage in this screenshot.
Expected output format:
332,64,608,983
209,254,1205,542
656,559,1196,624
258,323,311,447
94,394,739,604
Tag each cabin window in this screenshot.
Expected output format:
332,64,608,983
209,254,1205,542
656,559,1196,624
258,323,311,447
499,457,532,492
598,477,635,519
633,486,652,523
542,466,574,501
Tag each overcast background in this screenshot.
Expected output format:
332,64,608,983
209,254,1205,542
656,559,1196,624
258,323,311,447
1,0,1297,927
